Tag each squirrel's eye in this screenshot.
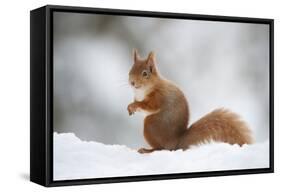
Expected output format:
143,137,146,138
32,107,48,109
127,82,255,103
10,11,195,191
142,70,148,77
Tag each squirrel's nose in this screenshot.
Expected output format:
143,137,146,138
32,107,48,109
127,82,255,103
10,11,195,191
131,81,135,87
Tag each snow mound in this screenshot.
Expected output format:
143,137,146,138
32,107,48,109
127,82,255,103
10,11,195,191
54,133,269,180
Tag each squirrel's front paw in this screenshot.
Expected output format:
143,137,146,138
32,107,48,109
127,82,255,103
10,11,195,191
127,103,138,115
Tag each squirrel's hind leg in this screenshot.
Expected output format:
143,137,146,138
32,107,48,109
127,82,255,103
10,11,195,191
138,148,159,154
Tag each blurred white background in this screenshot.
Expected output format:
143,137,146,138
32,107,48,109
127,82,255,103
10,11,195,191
54,12,269,148
0,0,280,192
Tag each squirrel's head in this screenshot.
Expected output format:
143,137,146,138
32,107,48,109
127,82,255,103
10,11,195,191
129,49,159,90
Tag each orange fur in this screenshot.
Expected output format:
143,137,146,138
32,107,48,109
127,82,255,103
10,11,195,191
128,50,253,153
177,108,253,150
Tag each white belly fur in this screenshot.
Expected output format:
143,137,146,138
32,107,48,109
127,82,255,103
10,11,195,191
136,108,156,116
133,87,159,116
134,88,146,102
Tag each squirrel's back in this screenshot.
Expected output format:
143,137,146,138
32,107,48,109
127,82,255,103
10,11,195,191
177,108,254,150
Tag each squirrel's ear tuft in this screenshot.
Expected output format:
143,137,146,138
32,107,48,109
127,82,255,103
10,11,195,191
147,51,155,61
147,51,156,72
133,48,140,63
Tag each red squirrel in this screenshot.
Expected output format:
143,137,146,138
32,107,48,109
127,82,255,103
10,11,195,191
127,49,253,154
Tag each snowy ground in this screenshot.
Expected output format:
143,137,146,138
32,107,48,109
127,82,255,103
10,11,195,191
54,133,269,181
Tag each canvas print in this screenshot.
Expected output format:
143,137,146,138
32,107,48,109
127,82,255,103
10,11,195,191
53,11,270,180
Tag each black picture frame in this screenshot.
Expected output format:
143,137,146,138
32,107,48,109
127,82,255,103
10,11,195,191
30,4,274,187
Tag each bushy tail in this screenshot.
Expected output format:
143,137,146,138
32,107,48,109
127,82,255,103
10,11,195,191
177,108,254,150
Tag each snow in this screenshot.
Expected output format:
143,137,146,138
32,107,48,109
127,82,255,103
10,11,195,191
54,132,269,181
